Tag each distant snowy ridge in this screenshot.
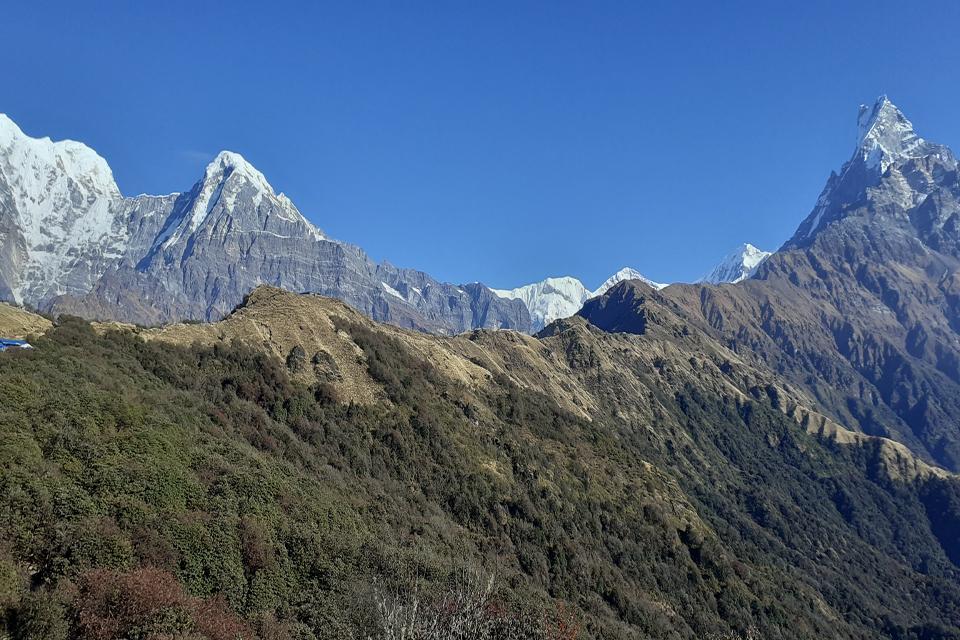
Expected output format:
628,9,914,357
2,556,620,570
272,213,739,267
492,277,593,331
497,247,770,331
493,267,666,331
594,267,666,295
698,243,772,284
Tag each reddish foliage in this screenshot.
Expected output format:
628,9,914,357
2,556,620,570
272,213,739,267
190,594,253,640
130,526,179,571
544,602,582,640
74,566,254,640
483,599,509,620
76,567,185,640
239,516,273,574
207,406,230,427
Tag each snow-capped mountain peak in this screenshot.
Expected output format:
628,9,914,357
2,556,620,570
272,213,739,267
593,267,666,296
788,96,956,245
0,113,120,199
783,96,957,248
204,150,275,195
855,96,936,172
698,243,772,284
151,150,324,252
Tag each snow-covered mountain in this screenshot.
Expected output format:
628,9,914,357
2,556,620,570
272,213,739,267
855,95,940,174
146,150,324,258
698,243,772,284
493,267,666,331
491,276,591,332
0,114,529,333
594,268,666,295
0,113,128,304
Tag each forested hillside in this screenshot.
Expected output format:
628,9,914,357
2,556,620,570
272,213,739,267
0,289,958,639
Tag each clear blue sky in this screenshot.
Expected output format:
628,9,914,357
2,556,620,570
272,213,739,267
4,1,960,288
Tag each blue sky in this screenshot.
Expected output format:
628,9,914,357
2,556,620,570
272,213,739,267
4,2,960,288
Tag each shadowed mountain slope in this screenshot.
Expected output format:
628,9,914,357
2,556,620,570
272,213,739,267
579,97,960,474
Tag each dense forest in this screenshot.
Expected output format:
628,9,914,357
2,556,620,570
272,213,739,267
1,313,959,639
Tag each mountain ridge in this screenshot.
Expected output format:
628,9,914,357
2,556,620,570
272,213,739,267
0,114,530,334
0,110,785,336
579,95,960,474
491,268,669,331
493,251,769,331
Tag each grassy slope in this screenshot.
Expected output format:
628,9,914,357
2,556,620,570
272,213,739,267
0,303,51,339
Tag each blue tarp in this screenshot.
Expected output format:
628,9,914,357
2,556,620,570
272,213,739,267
0,338,32,350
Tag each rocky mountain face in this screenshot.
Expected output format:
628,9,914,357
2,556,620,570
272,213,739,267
580,96,960,474
697,242,771,284
0,117,529,333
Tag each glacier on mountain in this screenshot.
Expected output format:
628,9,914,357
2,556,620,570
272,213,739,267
492,277,593,332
